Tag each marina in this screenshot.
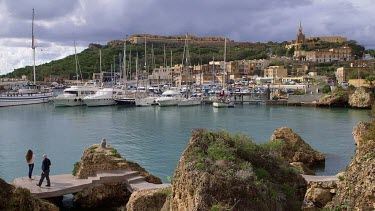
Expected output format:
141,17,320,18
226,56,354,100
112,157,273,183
0,103,370,183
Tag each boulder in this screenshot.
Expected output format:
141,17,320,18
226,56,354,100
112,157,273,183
304,181,337,209
317,92,349,107
0,178,58,211
270,127,325,166
325,123,375,210
168,129,307,211
290,162,315,175
349,87,374,108
126,187,170,211
74,183,131,208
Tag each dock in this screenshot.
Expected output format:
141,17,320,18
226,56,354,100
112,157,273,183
301,174,339,182
12,169,170,199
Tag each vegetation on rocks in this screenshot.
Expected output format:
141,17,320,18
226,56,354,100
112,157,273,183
169,129,307,211
0,178,58,211
324,106,375,210
126,187,171,211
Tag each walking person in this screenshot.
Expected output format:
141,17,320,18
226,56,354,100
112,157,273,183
37,154,51,187
25,149,34,180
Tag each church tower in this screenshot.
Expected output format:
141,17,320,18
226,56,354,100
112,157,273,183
296,21,306,44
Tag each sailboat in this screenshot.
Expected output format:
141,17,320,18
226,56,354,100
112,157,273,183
177,34,201,106
0,9,53,107
212,38,234,108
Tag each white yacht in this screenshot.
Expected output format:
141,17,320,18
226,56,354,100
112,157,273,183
83,88,126,107
156,90,180,107
177,96,201,106
53,85,100,107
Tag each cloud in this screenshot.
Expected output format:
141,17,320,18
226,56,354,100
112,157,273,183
1,0,375,75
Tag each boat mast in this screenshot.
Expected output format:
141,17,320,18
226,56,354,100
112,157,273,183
223,38,227,89
99,48,102,85
170,50,173,88
136,52,139,92
123,41,127,88
74,41,79,83
31,8,36,84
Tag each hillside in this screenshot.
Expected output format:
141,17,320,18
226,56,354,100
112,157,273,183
3,36,285,80
3,34,362,81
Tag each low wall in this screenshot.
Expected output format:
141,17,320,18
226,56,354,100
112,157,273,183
287,94,323,104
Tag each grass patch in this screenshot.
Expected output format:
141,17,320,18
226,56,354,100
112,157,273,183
196,162,205,171
207,143,236,161
110,148,121,158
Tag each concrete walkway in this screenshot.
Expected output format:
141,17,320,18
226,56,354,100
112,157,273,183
302,174,339,182
12,169,170,199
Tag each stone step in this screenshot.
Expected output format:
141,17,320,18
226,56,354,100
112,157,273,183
128,176,145,184
123,171,140,180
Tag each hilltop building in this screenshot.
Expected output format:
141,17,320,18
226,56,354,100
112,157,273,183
294,46,352,62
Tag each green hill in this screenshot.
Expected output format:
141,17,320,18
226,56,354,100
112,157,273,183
2,35,363,81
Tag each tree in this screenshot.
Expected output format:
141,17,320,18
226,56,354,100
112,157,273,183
286,46,295,57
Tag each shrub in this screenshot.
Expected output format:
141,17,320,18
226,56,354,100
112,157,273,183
322,85,331,93
72,162,80,176
110,149,121,158
254,168,270,180
196,162,205,171
207,143,236,161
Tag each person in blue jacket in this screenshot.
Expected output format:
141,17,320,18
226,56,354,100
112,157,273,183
36,154,51,187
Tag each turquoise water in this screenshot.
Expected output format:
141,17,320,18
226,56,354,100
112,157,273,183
0,103,371,183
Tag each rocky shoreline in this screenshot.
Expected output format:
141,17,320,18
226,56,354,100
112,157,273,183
2,118,374,210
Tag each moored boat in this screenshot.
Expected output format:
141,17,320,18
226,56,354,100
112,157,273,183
83,88,125,107
156,90,180,107
53,85,100,107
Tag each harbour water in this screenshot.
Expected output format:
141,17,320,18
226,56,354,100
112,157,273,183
0,103,371,183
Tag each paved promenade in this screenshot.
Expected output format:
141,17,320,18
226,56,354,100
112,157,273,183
12,169,170,199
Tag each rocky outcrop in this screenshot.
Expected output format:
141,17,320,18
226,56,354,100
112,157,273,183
290,162,315,175
169,129,307,210
126,187,170,211
349,87,374,108
303,181,337,210
0,178,58,211
317,92,349,107
88,43,102,50
325,122,375,210
352,121,370,147
73,141,162,208
74,183,131,208
270,127,325,167
107,40,125,47
75,143,161,184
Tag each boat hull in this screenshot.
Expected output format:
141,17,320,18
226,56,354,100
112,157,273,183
177,98,201,106
53,98,86,107
212,102,228,108
0,94,50,107
83,98,116,107
157,97,178,107
116,98,135,106
135,97,157,106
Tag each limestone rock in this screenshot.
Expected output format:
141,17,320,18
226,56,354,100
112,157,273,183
290,162,315,175
0,178,58,211
352,121,370,147
325,124,375,210
304,181,337,209
169,129,307,211
75,143,161,184
126,187,170,211
88,43,102,50
270,127,325,166
73,141,162,208
317,92,349,107
74,183,131,208
349,87,374,108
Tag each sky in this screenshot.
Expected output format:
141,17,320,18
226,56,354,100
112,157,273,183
1,0,375,75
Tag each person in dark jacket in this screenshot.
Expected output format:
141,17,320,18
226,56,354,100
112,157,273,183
37,154,51,187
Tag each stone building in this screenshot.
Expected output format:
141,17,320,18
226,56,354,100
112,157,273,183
294,46,352,63
336,61,375,83
264,66,288,78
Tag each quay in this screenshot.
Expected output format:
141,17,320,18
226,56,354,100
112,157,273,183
12,169,170,199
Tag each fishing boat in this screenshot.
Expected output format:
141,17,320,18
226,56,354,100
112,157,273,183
0,9,53,107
